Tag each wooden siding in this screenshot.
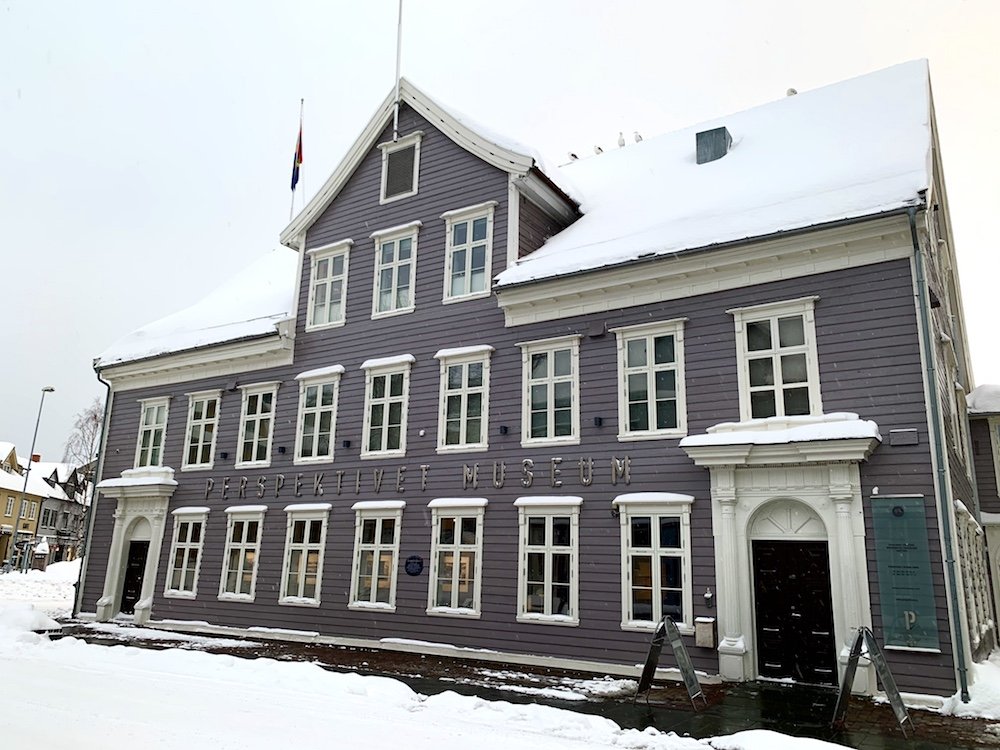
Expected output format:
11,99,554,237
518,194,569,259
80,104,959,693
971,418,1000,514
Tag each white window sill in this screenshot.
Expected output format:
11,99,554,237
621,619,695,636
520,436,580,449
180,464,215,472
218,593,255,603
293,456,336,466
305,319,346,333
883,645,943,654
516,613,579,627
435,444,489,455
617,430,687,442
279,597,321,608
360,449,406,460
426,607,481,619
234,460,272,470
163,590,197,600
371,307,416,321
348,601,397,613
442,291,491,305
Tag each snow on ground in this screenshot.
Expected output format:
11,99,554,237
0,563,993,749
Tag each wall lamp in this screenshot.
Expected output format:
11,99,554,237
498,425,509,435
593,416,604,428
704,588,715,609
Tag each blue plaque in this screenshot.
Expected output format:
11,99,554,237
871,496,940,650
404,555,424,576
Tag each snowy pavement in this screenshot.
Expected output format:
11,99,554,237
0,561,997,749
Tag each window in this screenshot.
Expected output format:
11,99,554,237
29,502,36,521
613,320,687,439
349,500,404,610
19,500,27,518
427,498,487,617
435,346,493,452
293,367,343,464
219,506,265,601
730,297,822,421
515,497,581,625
280,504,330,606
519,336,581,446
442,202,496,302
361,355,413,458
371,222,420,318
182,391,220,470
378,131,422,203
6,497,14,517
613,493,693,632
306,240,351,330
235,383,279,469
164,507,208,598
134,397,169,468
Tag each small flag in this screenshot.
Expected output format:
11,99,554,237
290,124,303,191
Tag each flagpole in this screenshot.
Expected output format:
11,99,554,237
392,0,403,141
289,98,303,222
298,98,305,213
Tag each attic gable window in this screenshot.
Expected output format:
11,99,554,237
379,131,423,204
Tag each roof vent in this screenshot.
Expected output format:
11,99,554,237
696,126,732,165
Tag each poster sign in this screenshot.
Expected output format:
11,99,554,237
634,617,704,709
404,555,424,576
870,496,939,650
832,627,912,736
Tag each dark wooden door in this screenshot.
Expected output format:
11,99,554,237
120,540,149,614
752,539,838,686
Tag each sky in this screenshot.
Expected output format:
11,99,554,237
1,0,998,461
4,564,1000,748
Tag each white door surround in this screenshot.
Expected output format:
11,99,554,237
94,466,177,625
681,413,881,692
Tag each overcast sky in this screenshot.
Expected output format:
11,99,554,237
2,0,998,462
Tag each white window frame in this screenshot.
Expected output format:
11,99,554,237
989,417,1000,496
360,355,414,459
370,222,421,319
729,297,822,421
426,498,487,618
293,367,344,465
5,496,13,517
515,496,582,626
518,335,581,448
134,397,169,468
349,500,405,611
279,503,331,607
29,502,36,521
181,390,221,471
218,505,266,602
612,493,694,634
19,500,27,518
441,201,497,303
612,319,688,440
164,507,209,599
305,239,352,331
235,382,280,470
435,346,493,453
378,131,423,204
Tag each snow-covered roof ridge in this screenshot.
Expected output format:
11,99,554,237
968,384,1000,415
496,60,931,287
95,248,298,368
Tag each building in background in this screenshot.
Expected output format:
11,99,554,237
77,61,992,702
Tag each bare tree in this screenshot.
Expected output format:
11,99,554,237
62,397,104,469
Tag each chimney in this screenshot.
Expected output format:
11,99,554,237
696,126,732,164
31,454,41,463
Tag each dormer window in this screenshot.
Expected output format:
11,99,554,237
379,131,422,204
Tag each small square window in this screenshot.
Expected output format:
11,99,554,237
378,132,422,204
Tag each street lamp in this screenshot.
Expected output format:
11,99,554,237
17,386,55,573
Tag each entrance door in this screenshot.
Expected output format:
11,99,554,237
120,541,149,614
752,539,837,685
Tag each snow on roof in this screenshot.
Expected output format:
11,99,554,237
95,248,298,368
968,385,1000,415
496,60,931,287
0,467,59,499
680,412,881,448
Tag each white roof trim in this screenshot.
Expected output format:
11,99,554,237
280,78,537,248
171,506,210,516
427,498,489,509
283,502,332,513
351,500,406,511
513,496,583,507
612,493,694,506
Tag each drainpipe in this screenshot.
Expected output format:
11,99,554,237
72,368,112,618
908,206,970,702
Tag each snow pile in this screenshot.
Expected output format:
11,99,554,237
497,60,929,287
0,601,60,636
0,557,78,616
681,412,880,448
709,731,845,750
968,384,1000,415
95,247,298,367
941,653,1000,720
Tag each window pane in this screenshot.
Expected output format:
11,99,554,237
362,519,376,544
380,518,395,544
626,338,647,368
447,365,463,390
453,222,468,245
783,387,811,416
472,217,488,241
749,358,774,387
527,552,545,581
554,381,572,409
631,555,653,587
552,516,571,546
778,315,805,347
629,402,649,432
746,320,772,351
466,393,482,418
653,335,675,364
552,554,570,583
627,373,647,401
554,408,572,436
390,373,404,397
632,587,654,621
530,384,547,410
527,517,546,546
309,520,322,544
460,517,477,544
655,399,678,430
530,352,547,379
662,589,683,621
751,390,776,419
292,520,305,544
440,517,455,545
654,370,675,400
467,362,483,388
531,411,547,438
553,349,571,377
372,375,386,399
630,517,652,547
780,353,807,384
660,517,681,548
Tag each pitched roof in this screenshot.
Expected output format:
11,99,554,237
968,385,1000,415
495,60,931,287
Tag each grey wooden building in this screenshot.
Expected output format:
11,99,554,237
77,60,994,702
